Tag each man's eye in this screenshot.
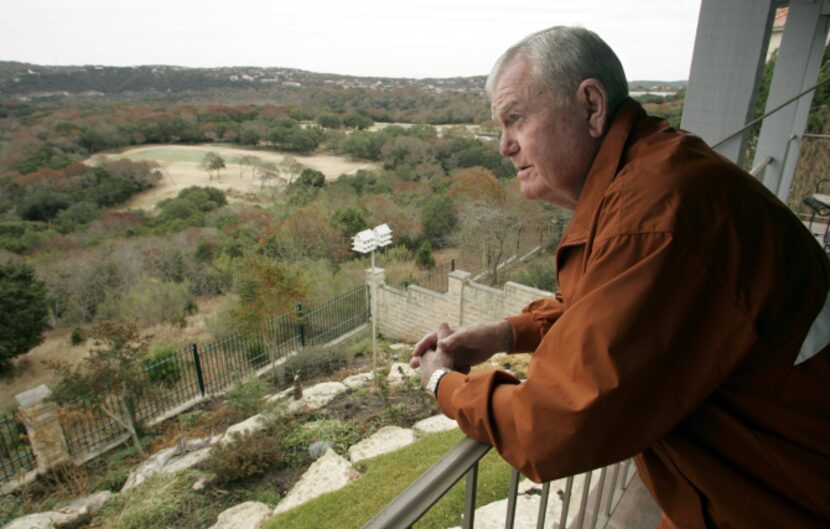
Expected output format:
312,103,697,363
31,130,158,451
508,113,521,123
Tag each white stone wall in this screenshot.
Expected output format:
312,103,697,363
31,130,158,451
374,269,554,342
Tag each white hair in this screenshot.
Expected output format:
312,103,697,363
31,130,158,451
486,26,629,116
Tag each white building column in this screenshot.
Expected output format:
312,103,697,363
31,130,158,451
755,0,830,202
681,0,777,165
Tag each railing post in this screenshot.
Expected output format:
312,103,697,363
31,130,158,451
191,343,206,397
504,467,520,529
463,463,479,529
451,258,456,272
296,303,306,347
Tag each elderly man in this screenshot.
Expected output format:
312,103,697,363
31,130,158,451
411,26,829,529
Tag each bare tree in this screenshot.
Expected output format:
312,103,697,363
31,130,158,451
237,154,261,179
202,151,226,180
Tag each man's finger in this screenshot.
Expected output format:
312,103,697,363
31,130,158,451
437,322,451,340
412,331,438,357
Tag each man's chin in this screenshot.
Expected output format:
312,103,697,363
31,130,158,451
518,182,546,201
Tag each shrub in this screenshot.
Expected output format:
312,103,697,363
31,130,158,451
279,347,348,383
94,470,215,529
415,241,436,270
141,346,183,387
281,419,363,463
224,376,268,417
69,327,85,346
201,427,283,484
98,277,195,328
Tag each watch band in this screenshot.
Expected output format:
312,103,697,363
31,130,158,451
426,367,450,398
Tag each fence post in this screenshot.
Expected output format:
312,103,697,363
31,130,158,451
15,385,71,473
191,343,206,397
296,304,306,347
451,258,456,272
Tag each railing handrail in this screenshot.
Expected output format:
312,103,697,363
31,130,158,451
710,75,830,149
362,436,491,529
364,434,637,529
750,155,773,178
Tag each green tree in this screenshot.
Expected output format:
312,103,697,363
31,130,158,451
51,321,150,455
0,262,49,373
343,113,374,130
415,241,436,270
296,168,326,188
317,114,343,129
330,207,369,240
231,259,308,336
421,194,457,248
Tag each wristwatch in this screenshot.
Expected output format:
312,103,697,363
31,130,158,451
426,368,450,398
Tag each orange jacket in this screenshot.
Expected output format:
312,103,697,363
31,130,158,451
436,99,830,528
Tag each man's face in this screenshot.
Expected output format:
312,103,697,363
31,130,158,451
491,57,598,209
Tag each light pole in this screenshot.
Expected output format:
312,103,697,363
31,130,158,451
352,224,393,378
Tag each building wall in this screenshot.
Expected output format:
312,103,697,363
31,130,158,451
373,269,554,342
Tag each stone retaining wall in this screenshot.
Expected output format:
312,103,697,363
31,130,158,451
369,268,554,342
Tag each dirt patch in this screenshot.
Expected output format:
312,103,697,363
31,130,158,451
88,144,378,211
320,383,436,429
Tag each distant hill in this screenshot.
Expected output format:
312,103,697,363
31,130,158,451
629,80,687,92
0,61,686,102
0,61,487,101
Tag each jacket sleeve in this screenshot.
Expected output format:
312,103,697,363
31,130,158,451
436,232,759,482
506,293,566,353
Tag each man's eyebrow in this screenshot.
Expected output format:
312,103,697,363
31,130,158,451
493,100,519,120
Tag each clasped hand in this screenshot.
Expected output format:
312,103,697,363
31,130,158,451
411,320,514,387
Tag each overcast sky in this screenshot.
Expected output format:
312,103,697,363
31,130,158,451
1,0,701,81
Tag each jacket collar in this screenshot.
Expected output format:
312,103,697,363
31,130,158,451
560,98,645,245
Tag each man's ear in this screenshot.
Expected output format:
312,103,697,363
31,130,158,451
577,79,608,138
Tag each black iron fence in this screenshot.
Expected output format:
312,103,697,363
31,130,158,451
403,259,455,294
44,286,369,463
0,413,35,484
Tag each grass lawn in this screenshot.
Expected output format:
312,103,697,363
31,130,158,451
266,429,512,529
119,147,222,164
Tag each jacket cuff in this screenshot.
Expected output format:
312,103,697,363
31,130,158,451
506,314,542,353
435,370,467,419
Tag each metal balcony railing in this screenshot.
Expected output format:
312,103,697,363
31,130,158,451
363,436,636,529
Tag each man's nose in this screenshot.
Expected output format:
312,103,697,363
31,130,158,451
499,132,519,157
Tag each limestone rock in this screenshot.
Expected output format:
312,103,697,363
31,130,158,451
273,448,359,515
284,381,347,414
341,372,373,389
386,362,417,386
308,440,332,460
413,414,457,435
208,501,272,529
348,426,415,463
121,445,177,491
56,490,114,516
192,476,211,491
2,491,113,529
122,435,219,492
2,512,74,529
221,414,268,444
162,446,213,474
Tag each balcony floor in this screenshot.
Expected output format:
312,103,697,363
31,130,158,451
604,472,662,529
